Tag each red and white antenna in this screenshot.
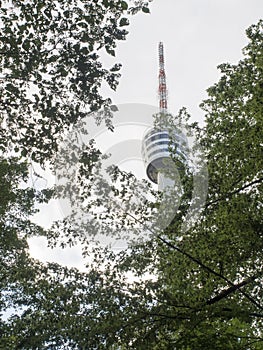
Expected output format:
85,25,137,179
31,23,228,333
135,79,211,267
158,42,168,114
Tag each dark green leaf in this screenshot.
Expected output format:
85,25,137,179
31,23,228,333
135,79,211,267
142,6,150,13
120,17,129,26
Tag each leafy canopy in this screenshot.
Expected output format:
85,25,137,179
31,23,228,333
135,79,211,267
0,0,151,163
0,6,262,349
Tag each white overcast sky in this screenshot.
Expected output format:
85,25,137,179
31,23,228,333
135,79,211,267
29,0,263,268
104,0,262,121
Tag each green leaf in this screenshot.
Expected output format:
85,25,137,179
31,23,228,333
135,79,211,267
142,6,150,13
21,149,28,157
106,47,115,56
120,18,129,27
110,63,122,72
22,40,30,50
121,1,128,10
110,105,118,112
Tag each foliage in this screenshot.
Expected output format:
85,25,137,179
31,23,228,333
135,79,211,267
0,0,153,348
124,20,263,348
71,19,262,348
0,0,151,163
0,9,262,350
120,20,263,348
39,20,263,349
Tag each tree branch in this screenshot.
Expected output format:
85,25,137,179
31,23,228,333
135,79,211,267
206,275,257,305
206,176,263,208
157,235,263,311
121,200,263,311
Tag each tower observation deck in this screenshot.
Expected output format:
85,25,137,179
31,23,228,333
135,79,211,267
142,42,188,188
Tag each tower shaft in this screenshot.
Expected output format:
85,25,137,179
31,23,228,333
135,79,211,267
158,42,168,113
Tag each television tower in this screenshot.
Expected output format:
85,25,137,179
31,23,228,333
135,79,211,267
142,42,187,189
158,42,168,114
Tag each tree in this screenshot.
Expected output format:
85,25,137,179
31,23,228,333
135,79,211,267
0,7,262,350
114,20,263,348
0,1,153,348
47,20,262,349
0,0,151,163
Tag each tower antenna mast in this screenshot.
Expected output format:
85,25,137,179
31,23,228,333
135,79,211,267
158,42,168,114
